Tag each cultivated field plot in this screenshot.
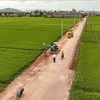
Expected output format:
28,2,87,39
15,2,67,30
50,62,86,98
69,17,100,100
0,17,79,92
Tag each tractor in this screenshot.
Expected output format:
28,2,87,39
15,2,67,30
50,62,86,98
67,29,73,38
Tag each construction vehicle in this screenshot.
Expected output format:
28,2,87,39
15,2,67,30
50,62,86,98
67,29,73,38
43,42,59,54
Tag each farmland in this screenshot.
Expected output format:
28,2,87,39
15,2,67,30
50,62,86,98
69,16,100,100
0,17,79,92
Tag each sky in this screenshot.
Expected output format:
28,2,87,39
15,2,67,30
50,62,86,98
0,0,100,11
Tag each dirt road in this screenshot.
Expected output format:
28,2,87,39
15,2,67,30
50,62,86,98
0,18,86,100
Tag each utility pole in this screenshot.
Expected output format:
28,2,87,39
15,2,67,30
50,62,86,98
74,15,75,25
26,7,27,12
61,20,63,38
86,19,87,31
79,15,80,21
59,5,60,11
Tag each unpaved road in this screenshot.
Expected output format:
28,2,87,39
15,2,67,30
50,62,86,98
0,18,86,100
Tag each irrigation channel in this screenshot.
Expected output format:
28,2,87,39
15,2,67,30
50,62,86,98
0,17,87,100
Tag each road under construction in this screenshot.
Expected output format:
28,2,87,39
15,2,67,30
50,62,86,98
0,17,87,100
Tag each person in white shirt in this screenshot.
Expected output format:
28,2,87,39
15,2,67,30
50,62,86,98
53,53,56,63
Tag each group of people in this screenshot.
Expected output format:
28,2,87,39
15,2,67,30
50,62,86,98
15,52,64,99
53,51,64,63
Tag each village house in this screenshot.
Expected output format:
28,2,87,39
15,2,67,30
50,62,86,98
45,9,82,18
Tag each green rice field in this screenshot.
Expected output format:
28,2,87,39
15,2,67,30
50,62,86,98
69,16,100,100
0,17,79,92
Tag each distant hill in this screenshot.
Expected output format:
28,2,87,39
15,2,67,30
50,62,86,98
0,8,22,12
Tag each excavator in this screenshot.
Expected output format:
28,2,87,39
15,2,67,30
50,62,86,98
43,42,59,54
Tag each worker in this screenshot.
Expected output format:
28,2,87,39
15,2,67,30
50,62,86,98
19,88,24,97
61,51,64,59
44,49,46,55
15,91,20,100
15,88,24,100
53,53,56,63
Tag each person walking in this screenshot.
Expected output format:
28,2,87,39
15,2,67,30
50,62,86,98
53,53,56,63
19,88,24,97
15,91,20,100
61,51,64,60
